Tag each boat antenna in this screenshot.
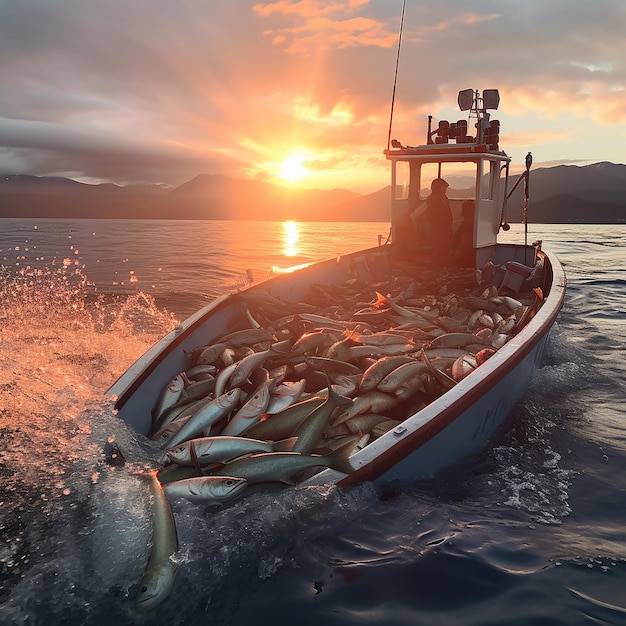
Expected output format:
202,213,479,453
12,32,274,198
386,0,407,151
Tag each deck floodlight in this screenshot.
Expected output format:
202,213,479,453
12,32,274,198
458,88,474,111
482,89,500,110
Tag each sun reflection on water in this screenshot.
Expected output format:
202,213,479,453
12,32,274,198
271,220,316,274
282,221,299,257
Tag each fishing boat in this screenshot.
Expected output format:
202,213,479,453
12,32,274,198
107,89,566,488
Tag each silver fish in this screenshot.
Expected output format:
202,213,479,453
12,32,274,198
326,412,389,437
332,391,400,427
427,332,489,351
214,361,238,397
165,388,242,449
210,440,355,484
151,415,192,447
196,342,230,366
220,376,272,436
266,379,306,413
167,435,298,466
244,396,326,440
303,356,362,376
216,328,276,348
228,348,276,389
393,373,427,400
377,361,429,393
153,373,186,425
135,472,179,612
291,330,340,355
359,355,416,392
292,386,352,454
297,313,348,330
164,476,248,504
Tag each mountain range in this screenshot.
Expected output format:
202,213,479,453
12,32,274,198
1,161,625,223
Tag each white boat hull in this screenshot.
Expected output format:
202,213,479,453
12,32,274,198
107,243,565,486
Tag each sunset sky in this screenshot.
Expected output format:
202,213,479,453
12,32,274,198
0,0,624,193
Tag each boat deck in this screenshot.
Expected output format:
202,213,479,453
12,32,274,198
148,256,546,485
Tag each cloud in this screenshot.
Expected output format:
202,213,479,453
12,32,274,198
253,0,370,19
0,117,247,185
0,0,624,191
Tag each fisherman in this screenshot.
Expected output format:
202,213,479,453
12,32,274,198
452,199,475,266
407,177,453,264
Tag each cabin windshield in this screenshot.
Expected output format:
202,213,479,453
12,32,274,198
418,161,476,200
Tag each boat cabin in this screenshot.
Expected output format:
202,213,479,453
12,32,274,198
385,89,513,270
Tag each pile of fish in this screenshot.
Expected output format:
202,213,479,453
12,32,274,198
149,263,542,492
132,261,544,610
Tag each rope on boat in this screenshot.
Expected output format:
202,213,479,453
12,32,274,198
386,0,407,151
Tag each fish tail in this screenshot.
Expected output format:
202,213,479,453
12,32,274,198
271,436,298,452
373,291,389,309
327,437,358,474
341,327,359,341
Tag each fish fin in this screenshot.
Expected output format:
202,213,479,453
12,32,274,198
373,291,389,309
271,437,298,452
328,437,358,474
330,401,357,428
328,385,354,407
189,440,204,475
269,341,290,356
267,377,278,394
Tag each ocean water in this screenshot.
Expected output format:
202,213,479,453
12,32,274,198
0,218,625,626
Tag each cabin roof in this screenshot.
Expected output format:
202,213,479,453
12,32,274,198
384,143,510,162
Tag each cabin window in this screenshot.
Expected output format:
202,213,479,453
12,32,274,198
480,160,497,200
418,162,475,200
394,160,410,200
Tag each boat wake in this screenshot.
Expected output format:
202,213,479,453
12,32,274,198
2,403,380,625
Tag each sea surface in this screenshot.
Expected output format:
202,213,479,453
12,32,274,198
0,218,625,626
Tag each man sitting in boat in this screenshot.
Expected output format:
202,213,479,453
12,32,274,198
452,199,475,267
408,177,454,264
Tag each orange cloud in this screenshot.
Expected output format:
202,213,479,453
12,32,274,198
411,11,500,38
253,0,369,19
504,85,626,125
254,1,396,53
291,96,354,126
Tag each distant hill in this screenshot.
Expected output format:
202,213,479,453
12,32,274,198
168,174,359,221
1,162,625,222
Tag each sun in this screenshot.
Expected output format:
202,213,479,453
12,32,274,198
278,154,310,182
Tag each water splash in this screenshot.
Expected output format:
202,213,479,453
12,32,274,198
0,263,383,624
0,262,178,610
